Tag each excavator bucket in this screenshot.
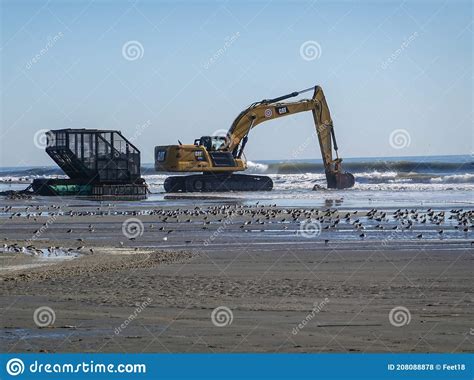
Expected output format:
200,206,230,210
325,171,355,189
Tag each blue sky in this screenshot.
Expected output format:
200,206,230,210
1,0,472,167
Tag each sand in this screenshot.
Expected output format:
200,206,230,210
0,202,473,352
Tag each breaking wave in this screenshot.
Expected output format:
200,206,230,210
1,156,473,186
246,160,474,175
242,157,474,185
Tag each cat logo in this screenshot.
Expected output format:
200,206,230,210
276,106,289,115
156,150,166,161
194,150,205,161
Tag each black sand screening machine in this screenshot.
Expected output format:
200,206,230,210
32,129,147,199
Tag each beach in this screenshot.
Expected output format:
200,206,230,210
1,1,472,377
1,198,473,353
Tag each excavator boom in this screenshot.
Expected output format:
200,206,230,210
226,85,354,189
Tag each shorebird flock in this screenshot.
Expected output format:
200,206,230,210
1,204,473,250
1,244,80,257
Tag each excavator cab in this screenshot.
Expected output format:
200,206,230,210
195,136,228,152
194,136,235,167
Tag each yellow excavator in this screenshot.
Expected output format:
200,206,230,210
155,85,355,192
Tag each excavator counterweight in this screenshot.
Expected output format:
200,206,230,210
155,85,355,192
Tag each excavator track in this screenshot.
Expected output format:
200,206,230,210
164,173,273,192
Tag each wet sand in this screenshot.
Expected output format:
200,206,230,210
0,202,473,352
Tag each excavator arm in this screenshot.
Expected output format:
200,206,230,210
227,86,355,189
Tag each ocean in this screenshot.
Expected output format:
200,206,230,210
1,155,473,208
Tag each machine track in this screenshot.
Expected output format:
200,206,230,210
163,173,273,192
